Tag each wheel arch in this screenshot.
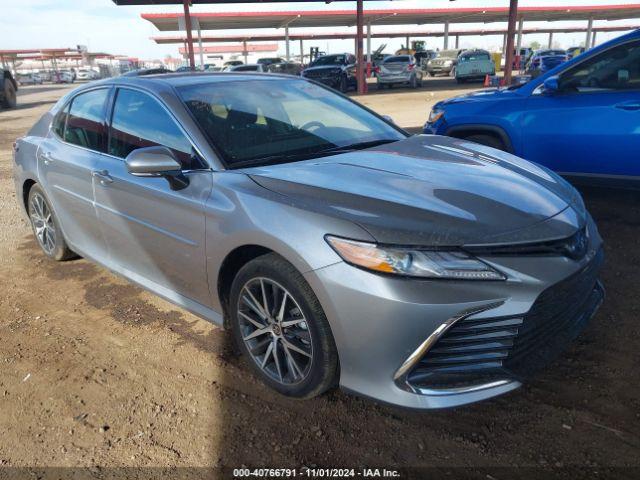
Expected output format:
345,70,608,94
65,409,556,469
21,178,38,213
445,124,514,153
216,244,276,326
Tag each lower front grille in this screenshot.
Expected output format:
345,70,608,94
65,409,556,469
407,248,604,390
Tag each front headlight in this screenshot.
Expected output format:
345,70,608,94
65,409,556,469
428,107,445,124
444,60,453,66
326,236,506,280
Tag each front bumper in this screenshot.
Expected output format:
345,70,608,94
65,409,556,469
303,75,340,88
304,218,604,409
428,65,453,74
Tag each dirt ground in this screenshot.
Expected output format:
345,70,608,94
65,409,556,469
1,81,639,479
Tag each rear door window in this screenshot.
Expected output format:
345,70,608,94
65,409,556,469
63,89,109,152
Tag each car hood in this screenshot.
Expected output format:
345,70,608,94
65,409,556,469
436,87,522,108
246,135,586,246
304,65,343,73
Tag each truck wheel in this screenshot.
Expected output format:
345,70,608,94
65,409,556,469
1,80,17,108
339,76,348,93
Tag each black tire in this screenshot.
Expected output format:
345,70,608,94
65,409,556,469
463,134,506,151
229,253,338,399
410,75,418,89
27,184,75,261
1,80,17,109
377,82,385,90
428,72,435,77
456,77,464,84
339,75,348,93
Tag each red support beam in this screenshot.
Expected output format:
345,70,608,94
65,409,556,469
182,0,196,70
355,0,366,94
503,0,518,85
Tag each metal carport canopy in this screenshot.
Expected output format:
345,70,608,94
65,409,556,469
152,24,640,44
141,4,640,31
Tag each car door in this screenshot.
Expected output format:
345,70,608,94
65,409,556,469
93,87,213,307
38,87,110,259
521,39,640,179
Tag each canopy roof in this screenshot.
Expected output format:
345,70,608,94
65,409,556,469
152,24,640,44
142,4,640,31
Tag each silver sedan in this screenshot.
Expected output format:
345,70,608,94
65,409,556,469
13,73,604,409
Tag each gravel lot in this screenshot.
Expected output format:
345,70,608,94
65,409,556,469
0,80,639,479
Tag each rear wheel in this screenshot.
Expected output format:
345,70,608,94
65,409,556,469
229,253,338,398
1,80,17,109
410,75,418,89
27,184,75,261
462,134,506,151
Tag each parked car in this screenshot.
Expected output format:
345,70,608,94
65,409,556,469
17,73,43,86
121,67,173,77
53,71,74,83
175,66,191,72
455,49,495,83
426,49,463,77
376,55,423,89
266,62,303,76
413,49,437,68
301,53,357,92
223,60,244,70
76,68,99,81
566,46,586,59
525,49,567,78
229,64,266,73
0,69,18,108
257,57,285,67
14,72,604,409
424,29,640,188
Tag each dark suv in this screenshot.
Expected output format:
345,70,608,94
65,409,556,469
1,69,18,109
301,54,357,92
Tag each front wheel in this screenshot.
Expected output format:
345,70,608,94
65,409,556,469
339,76,348,93
229,253,338,398
27,184,75,261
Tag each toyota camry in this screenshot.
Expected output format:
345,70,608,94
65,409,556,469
13,73,604,409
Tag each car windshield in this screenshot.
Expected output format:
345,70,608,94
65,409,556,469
438,50,458,59
178,78,405,168
459,52,490,62
310,55,346,67
384,56,412,64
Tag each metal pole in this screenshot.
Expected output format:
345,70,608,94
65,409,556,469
406,36,410,50
299,39,303,63
455,35,459,49
586,16,593,49
285,26,290,61
356,0,365,94
367,22,372,77
502,33,507,55
444,21,449,50
243,40,248,64
182,0,195,71
591,31,597,48
196,21,204,70
548,32,554,49
503,0,519,85
516,17,524,53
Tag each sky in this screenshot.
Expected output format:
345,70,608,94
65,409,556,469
1,0,639,62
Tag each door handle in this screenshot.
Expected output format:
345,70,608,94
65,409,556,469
41,151,55,165
92,169,114,185
615,102,640,111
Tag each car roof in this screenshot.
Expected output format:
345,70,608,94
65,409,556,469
92,71,301,91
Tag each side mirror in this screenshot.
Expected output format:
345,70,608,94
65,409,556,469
382,115,395,124
543,75,560,94
125,146,189,191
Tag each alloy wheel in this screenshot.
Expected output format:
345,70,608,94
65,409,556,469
237,277,313,385
30,192,56,255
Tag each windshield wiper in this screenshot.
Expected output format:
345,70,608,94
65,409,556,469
321,138,399,154
230,139,400,169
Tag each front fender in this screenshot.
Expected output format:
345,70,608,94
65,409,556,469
204,172,374,312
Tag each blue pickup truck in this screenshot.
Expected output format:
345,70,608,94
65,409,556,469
424,29,640,188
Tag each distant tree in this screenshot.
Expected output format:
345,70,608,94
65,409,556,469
529,40,541,50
